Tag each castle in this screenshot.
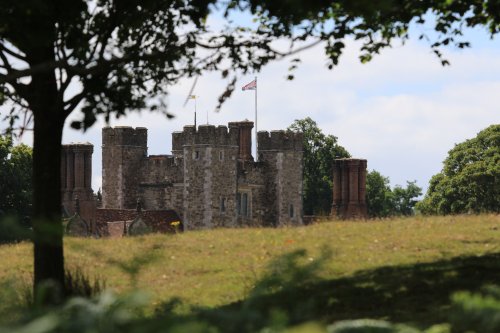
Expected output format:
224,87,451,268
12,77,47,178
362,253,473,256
101,120,304,229
61,120,305,234
61,120,368,236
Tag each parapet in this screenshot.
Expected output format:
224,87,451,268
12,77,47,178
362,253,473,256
145,155,177,167
258,130,303,151
172,124,238,150
102,126,147,147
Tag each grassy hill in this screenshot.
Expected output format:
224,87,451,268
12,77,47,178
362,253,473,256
1,214,499,328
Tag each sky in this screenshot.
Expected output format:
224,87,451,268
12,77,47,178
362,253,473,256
5,16,500,196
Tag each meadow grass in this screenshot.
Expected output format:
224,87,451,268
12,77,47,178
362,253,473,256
1,214,499,327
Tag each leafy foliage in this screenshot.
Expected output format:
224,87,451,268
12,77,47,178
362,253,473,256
417,125,499,215
450,285,500,333
288,117,350,215
392,181,422,216
366,170,422,218
366,171,394,218
0,135,32,217
2,1,500,129
0,135,32,242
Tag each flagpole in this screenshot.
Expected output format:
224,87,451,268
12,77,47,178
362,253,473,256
255,76,258,161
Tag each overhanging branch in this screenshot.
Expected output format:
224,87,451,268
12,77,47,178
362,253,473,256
63,90,87,117
0,44,27,62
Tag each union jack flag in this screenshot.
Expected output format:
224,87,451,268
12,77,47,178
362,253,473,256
242,79,256,91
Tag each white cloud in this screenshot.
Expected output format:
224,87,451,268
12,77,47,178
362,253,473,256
4,32,500,196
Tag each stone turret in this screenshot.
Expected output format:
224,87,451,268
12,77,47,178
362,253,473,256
102,126,148,209
175,124,240,229
331,158,367,219
257,130,303,226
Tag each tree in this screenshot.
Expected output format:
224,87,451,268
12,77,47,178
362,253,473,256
0,135,32,242
392,181,423,216
1,0,499,302
366,171,422,218
288,117,350,215
417,125,499,215
0,135,33,217
366,170,394,218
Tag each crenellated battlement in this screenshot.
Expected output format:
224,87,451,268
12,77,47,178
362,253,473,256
258,130,303,151
99,119,305,229
172,124,239,151
102,126,147,147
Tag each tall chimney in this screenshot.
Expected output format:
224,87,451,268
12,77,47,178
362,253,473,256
331,158,368,219
228,120,254,161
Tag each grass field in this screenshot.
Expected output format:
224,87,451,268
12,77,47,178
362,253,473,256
1,214,499,328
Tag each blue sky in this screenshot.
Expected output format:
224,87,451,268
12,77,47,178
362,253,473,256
5,17,500,196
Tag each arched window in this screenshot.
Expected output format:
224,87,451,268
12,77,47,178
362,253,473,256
237,192,250,217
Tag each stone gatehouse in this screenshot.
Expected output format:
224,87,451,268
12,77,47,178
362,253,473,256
62,120,304,232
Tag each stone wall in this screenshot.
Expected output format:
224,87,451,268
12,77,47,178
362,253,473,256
237,161,267,226
139,155,183,211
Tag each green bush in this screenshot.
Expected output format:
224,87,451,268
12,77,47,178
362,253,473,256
0,216,31,243
449,285,500,333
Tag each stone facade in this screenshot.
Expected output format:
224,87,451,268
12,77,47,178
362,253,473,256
101,120,304,229
331,158,368,219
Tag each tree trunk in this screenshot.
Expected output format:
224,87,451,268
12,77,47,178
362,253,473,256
32,109,65,304
28,44,66,303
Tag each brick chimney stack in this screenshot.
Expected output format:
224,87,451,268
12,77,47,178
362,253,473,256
61,143,96,229
331,158,368,219
229,120,254,161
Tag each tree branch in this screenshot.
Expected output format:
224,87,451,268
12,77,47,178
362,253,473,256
63,90,86,116
0,43,27,62
273,39,323,58
0,48,165,84
0,50,31,101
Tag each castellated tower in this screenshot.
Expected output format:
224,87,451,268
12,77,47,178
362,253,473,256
257,130,304,226
172,124,240,229
102,126,148,209
331,158,368,219
61,143,96,227
100,120,304,230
